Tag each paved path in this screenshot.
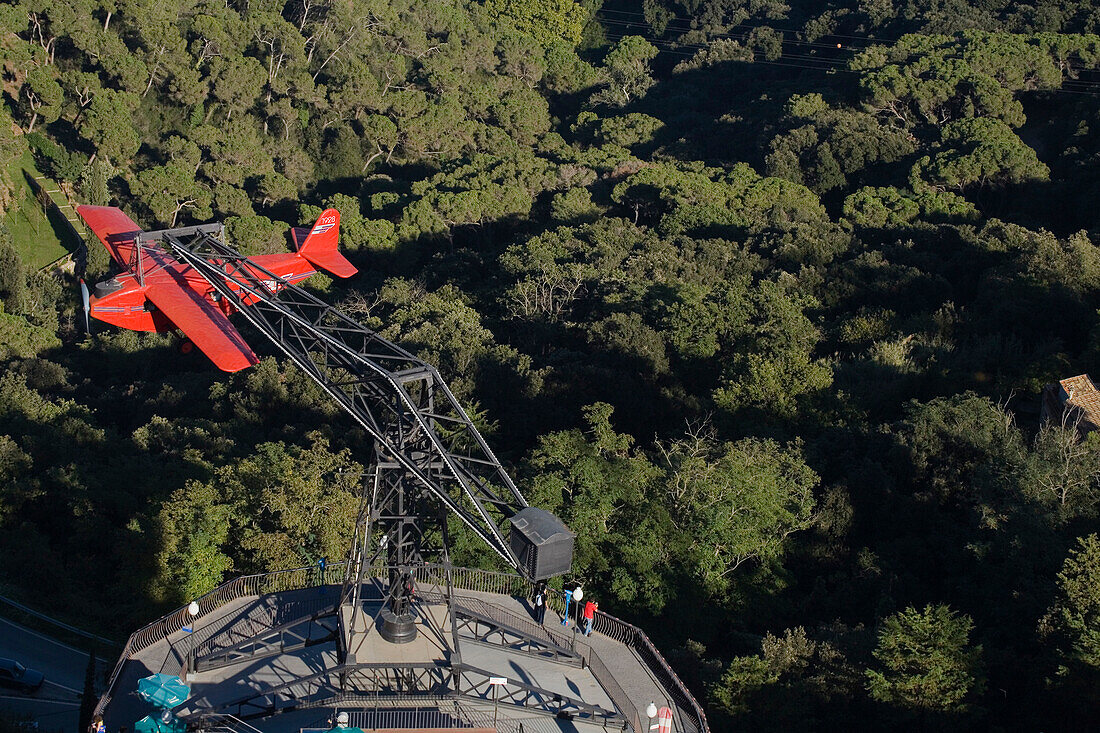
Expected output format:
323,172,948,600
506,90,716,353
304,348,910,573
0,617,99,691
0,617,97,732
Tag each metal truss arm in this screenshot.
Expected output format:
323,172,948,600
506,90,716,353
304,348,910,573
170,235,527,570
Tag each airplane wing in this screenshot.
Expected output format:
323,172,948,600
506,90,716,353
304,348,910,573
76,205,143,267
145,279,260,372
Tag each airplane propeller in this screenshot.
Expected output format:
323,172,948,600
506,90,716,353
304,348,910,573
79,279,92,336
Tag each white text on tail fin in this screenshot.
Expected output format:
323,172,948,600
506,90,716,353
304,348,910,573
296,208,357,278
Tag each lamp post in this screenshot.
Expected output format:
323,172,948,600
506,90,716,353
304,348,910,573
572,586,583,628
182,601,199,633
646,702,657,731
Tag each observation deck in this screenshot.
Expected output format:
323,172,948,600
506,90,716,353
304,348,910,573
96,565,708,733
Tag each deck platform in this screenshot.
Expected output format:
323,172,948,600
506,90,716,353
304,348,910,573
99,572,706,733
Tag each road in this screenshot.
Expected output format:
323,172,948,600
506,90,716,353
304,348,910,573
0,617,103,732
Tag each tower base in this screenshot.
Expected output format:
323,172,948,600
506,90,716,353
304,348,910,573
379,608,418,643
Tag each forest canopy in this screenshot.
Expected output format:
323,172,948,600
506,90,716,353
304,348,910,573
2,0,1100,728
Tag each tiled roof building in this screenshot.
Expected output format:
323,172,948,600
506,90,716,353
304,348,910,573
1041,374,1100,434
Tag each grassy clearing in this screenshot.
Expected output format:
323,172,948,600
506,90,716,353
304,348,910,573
3,149,79,269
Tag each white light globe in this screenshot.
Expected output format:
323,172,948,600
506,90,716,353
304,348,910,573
646,702,658,718
572,587,583,601
188,601,200,616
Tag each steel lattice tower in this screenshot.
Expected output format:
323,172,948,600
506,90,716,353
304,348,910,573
92,224,711,733
171,230,569,647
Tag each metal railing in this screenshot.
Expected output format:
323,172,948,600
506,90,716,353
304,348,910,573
584,644,643,733
544,588,708,733
297,700,528,732
413,564,531,597
98,563,709,733
186,592,338,665
94,564,348,717
589,606,709,733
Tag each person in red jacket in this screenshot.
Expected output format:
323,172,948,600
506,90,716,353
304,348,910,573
583,599,597,636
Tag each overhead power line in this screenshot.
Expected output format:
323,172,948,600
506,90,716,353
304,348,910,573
597,13,1100,97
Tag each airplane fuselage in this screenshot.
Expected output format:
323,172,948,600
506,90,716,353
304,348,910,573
88,244,316,332
77,204,353,372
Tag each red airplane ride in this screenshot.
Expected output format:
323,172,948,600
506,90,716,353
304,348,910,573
77,205,357,372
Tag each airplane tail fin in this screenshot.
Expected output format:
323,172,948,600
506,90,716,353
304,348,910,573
293,208,357,278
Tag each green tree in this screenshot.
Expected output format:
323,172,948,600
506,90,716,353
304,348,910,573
0,303,61,358
59,69,101,125
526,403,669,610
766,95,915,194
491,87,551,146
849,32,1074,128
134,162,214,226
842,186,922,228
78,159,110,206
866,604,984,713
21,66,64,132
214,183,254,218
610,161,828,238
500,225,605,321
712,627,859,727
657,429,818,595
1041,534,1100,672
152,479,235,603
359,115,399,171
395,151,552,242
1027,424,1100,519
218,438,361,574
713,281,833,418
591,36,658,108
257,172,297,207
225,215,289,256
80,89,140,163
368,278,530,400
86,27,149,92
652,277,753,360
550,187,601,223
208,54,266,120
591,112,664,148
192,119,275,187
919,117,1049,190
152,436,361,602
484,0,587,48
0,231,29,315
164,135,202,173
747,26,782,61
673,38,753,72
544,40,597,93
893,393,1027,506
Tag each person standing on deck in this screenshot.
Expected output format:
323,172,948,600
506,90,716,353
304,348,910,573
583,599,597,636
534,582,548,625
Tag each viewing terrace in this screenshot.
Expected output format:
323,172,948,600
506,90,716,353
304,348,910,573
96,564,708,733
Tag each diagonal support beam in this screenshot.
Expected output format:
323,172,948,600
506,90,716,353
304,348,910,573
171,236,528,572
191,611,338,673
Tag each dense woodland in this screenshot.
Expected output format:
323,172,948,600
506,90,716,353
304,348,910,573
3,0,1100,729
